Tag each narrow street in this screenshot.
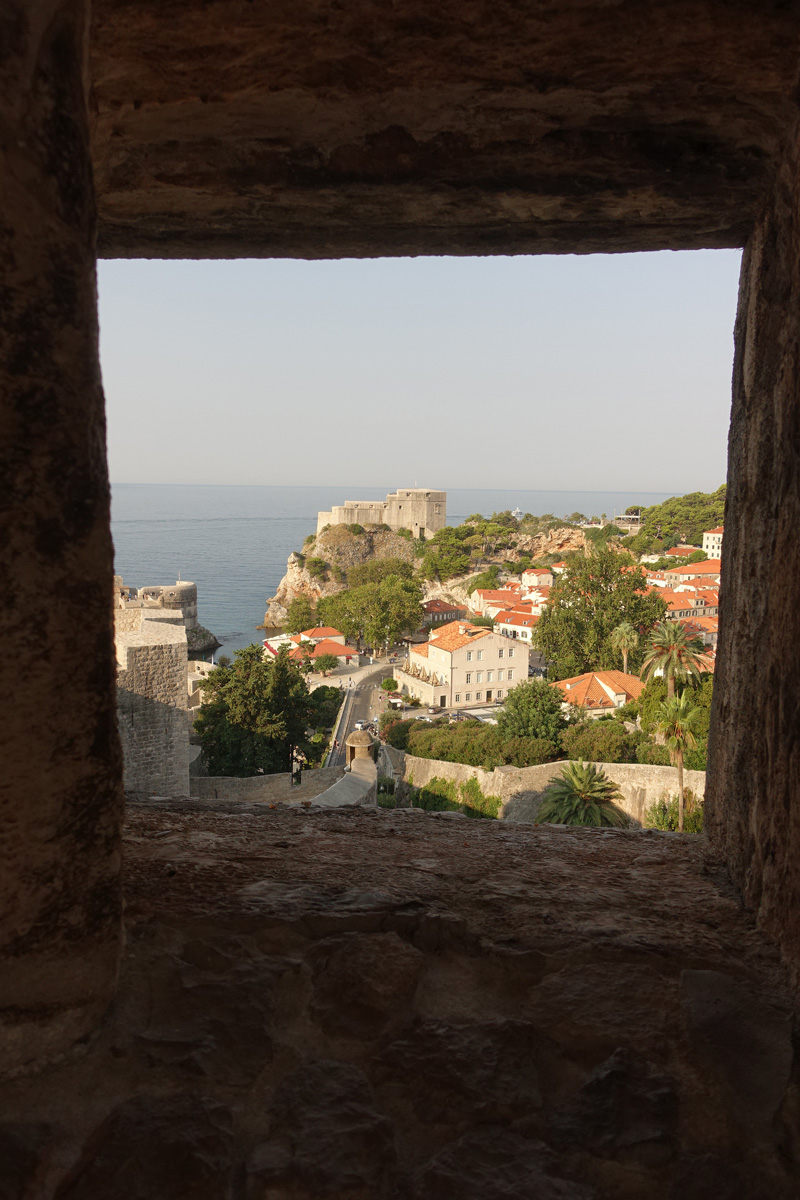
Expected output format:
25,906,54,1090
326,664,390,766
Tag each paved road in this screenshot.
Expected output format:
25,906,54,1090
327,665,389,767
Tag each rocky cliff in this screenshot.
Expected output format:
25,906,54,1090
264,525,417,626
265,524,588,627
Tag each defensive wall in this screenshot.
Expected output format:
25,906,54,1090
399,753,705,827
190,765,345,804
115,610,191,797
316,488,446,539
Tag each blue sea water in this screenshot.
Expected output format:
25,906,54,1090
111,484,675,659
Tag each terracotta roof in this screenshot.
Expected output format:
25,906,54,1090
289,638,356,660
664,545,701,557
553,670,645,710
495,611,539,627
423,599,462,612
475,589,522,602
410,642,430,658
704,526,724,535
669,559,722,576
299,626,343,639
425,621,492,653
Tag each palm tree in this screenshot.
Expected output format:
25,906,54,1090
610,621,638,675
641,620,707,698
655,692,703,831
537,761,627,828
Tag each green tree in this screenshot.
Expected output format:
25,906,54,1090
610,621,639,675
561,720,641,764
534,545,667,680
641,620,708,698
497,679,569,743
314,653,339,677
195,644,311,776
283,596,316,634
381,677,398,693
317,576,423,652
537,761,627,827
347,557,413,587
654,692,704,832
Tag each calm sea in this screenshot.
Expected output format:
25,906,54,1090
111,484,675,659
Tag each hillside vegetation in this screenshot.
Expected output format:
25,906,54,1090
622,487,726,553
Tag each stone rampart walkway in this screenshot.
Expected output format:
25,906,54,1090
2,804,798,1198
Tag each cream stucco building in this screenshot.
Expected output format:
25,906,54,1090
395,621,531,709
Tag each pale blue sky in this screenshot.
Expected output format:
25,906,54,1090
98,250,741,492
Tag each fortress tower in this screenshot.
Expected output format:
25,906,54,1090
316,488,446,538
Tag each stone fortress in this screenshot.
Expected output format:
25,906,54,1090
316,488,446,539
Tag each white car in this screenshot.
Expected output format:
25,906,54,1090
354,720,366,731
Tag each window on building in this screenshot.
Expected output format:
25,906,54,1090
455,693,461,703
476,672,483,683
507,669,514,680
466,651,472,661
487,671,493,682
498,669,504,681
498,648,504,658
508,648,515,658
477,650,484,660
476,691,482,700
466,672,471,684
465,692,472,701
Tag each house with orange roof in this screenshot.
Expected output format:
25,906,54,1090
664,559,722,586
422,598,467,626
470,588,528,617
554,670,644,718
494,610,540,642
521,567,554,591
394,619,530,709
678,614,719,648
663,544,702,558
286,638,361,670
551,561,568,574
702,527,724,556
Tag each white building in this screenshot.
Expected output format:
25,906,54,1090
395,620,530,709
702,526,724,556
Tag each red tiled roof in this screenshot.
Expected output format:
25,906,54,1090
704,526,724,535
553,670,644,709
289,638,356,660
299,626,343,639
426,621,492,653
669,560,722,576
495,611,539,627
423,599,462,613
410,643,430,658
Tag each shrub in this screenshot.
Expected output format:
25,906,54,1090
644,789,704,833
561,721,641,764
306,557,329,580
377,773,396,795
383,718,416,750
397,527,413,539
412,775,501,819
304,533,316,545
537,761,628,828
378,795,398,809
347,523,365,534
635,742,671,766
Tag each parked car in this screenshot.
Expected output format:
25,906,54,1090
427,706,440,714
354,720,366,731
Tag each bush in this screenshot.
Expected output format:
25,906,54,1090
304,533,316,545
305,557,329,580
406,723,559,770
397,527,413,540
412,775,501,819
377,773,396,795
644,789,704,833
561,720,641,764
635,742,671,766
347,523,365,534
383,718,416,750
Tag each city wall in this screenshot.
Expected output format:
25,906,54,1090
317,488,446,539
190,765,345,804
115,612,190,797
399,754,706,826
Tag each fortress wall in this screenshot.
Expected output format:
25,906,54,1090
116,621,190,796
138,582,198,627
190,765,344,803
316,489,446,537
400,754,705,827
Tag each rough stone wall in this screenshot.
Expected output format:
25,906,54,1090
0,0,123,1076
401,754,705,827
116,619,189,796
317,489,445,538
706,119,800,982
139,582,198,627
190,766,344,804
